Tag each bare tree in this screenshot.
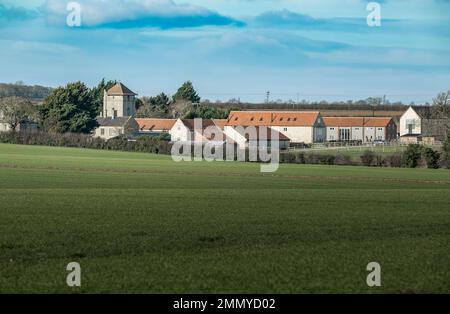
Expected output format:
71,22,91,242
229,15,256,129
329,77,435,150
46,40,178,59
0,96,36,131
169,99,193,118
432,90,450,117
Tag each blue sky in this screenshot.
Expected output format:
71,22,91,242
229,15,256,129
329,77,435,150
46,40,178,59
0,0,449,103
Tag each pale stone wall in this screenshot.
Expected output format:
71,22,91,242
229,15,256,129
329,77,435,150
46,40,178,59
326,127,338,141
103,93,136,118
375,127,386,141
351,127,363,141
270,126,313,144
94,126,124,140
364,127,376,142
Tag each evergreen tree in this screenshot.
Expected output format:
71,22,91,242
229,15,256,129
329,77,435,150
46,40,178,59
91,78,118,115
173,81,200,103
40,81,97,133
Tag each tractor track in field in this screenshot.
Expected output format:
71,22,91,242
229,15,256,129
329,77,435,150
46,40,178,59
1,163,450,186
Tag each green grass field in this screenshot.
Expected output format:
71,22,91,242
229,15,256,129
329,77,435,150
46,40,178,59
0,143,449,293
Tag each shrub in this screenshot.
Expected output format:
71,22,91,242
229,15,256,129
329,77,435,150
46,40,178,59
280,151,305,164
384,153,403,168
334,154,353,166
304,153,336,165
422,147,441,169
374,155,385,167
360,150,375,167
0,131,172,155
402,144,422,168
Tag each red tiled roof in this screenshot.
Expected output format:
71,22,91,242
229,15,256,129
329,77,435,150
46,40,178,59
135,118,176,131
212,119,227,130
226,111,320,127
323,117,393,127
323,117,365,127
363,117,393,127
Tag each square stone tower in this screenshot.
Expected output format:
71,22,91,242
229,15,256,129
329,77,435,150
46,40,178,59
102,83,137,118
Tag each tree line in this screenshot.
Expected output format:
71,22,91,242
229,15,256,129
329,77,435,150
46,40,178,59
0,82,53,99
0,80,234,134
1,79,450,136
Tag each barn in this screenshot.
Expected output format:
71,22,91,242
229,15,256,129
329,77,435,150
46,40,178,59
225,111,325,144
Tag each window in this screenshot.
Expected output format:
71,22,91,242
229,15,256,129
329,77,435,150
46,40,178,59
283,128,288,131
259,117,263,121
339,129,350,141
330,127,335,130
101,128,105,135
250,117,254,121
235,117,238,121
293,118,297,121
378,128,383,131
355,128,360,130
280,118,283,121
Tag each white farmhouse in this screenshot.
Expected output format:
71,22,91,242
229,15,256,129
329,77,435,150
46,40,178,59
323,117,397,142
170,119,227,143
94,116,139,140
224,126,290,149
225,111,325,144
400,106,422,138
399,106,448,144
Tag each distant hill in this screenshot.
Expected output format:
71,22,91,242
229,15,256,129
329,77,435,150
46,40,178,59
0,82,53,100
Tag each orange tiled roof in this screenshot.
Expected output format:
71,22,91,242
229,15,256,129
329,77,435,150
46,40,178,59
323,117,393,127
226,111,320,127
212,119,227,130
135,118,176,132
323,117,365,127
363,117,393,127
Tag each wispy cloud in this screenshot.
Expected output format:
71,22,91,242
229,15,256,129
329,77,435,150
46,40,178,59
0,0,449,103
46,0,244,29
0,3,40,22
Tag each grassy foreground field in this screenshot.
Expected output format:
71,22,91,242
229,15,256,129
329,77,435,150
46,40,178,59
0,143,449,293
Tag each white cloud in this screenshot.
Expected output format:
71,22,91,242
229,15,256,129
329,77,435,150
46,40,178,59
45,0,240,27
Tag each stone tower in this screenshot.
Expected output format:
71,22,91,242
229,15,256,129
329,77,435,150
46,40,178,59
102,83,137,118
